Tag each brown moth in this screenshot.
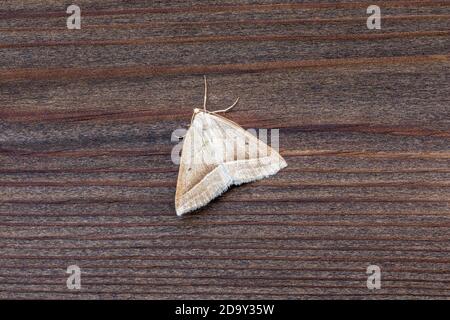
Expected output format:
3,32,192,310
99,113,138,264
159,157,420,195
175,77,287,216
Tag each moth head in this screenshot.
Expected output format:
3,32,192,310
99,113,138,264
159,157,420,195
193,108,202,114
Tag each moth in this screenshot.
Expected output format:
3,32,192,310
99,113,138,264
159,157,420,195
175,77,287,216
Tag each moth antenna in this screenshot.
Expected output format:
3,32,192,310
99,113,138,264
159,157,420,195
203,75,208,112
201,76,239,114
212,97,240,114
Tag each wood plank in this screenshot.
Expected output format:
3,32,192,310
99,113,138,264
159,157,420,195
0,0,449,299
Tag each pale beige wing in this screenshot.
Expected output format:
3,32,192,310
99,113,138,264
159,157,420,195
175,112,232,216
208,112,287,185
175,111,287,216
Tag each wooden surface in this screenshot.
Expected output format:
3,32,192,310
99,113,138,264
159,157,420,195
0,0,449,299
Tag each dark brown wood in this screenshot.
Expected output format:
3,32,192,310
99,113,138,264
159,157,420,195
0,0,449,299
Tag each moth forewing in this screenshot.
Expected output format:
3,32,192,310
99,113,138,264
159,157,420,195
175,104,287,216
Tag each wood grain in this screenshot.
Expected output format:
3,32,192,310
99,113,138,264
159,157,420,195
0,0,449,299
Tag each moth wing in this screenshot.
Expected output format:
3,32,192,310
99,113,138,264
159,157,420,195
175,112,287,216
175,112,232,216
208,112,287,185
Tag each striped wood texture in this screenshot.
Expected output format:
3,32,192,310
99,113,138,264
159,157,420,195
0,0,449,299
